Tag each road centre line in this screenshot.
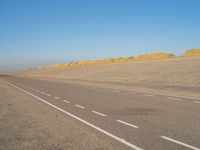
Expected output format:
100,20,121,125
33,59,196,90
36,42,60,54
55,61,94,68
117,120,139,129
46,94,51,96
92,110,107,117
160,136,200,150
5,80,143,150
63,100,70,103
54,96,60,99
75,104,85,109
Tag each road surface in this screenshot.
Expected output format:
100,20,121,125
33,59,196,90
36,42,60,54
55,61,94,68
1,76,200,150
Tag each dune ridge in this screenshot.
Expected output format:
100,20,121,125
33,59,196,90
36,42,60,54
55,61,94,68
38,52,174,69
37,49,199,69
181,48,200,57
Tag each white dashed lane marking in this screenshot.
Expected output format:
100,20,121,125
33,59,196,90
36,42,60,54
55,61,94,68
54,96,60,100
75,104,85,109
63,100,70,103
160,136,200,150
92,110,107,117
194,101,200,104
46,94,51,96
117,120,139,129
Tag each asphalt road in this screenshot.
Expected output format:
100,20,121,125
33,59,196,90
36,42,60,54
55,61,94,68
1,76,200,150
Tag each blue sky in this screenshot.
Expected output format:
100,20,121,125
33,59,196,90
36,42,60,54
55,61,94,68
0,0,200,71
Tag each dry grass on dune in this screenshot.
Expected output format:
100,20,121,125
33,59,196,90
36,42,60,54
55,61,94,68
181,48,200,57
39,56,136,69
136,52,175,60
24,48,200,70
28,48,200,74
38,52,176,69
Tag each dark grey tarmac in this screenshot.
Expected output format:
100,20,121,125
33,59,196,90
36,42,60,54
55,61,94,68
1,76,200,150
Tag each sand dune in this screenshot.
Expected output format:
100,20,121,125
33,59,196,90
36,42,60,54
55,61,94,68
10,49,200,98
34,49,200,69
37,52,175,69
15,56,200,98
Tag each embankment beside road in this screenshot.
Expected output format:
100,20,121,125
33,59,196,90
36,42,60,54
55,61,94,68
13,56,200,99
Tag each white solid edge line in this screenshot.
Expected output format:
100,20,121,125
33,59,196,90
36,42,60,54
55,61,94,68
63,100,70,103
167,97,182,101
75,104,85,109
194,101,200,104
160,136,200,150
5,80,143,150
92,110,107,117
54,96,60,99
117,120,139,129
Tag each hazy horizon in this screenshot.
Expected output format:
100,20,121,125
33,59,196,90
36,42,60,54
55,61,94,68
1,0,200,71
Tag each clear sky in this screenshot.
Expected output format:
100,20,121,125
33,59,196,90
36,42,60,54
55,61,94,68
0,0,200,71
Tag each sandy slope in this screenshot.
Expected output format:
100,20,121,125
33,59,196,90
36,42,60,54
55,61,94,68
14,56,200,98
